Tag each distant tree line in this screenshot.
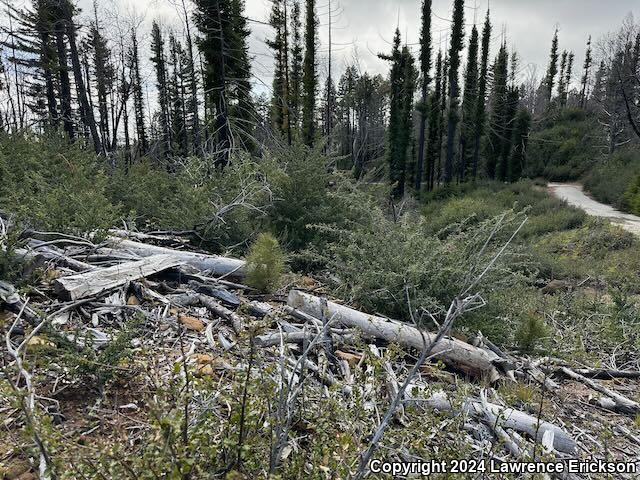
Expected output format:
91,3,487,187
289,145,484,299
0,0,638,194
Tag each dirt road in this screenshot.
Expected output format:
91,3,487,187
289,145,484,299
548,182,640,235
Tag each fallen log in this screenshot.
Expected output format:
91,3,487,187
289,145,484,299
104,237,245,278
571,367,640,380
414,390,577,454
53,254,182,301
15,240,94,273
287,290,501,381
558,366,640,415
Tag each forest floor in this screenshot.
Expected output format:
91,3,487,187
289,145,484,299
548,183,640,235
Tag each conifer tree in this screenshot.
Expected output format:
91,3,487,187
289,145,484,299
130,28,148,154
472,10,491,178
267,0,291,141
544,28,559,103
497,53,520,181
558,50,568,103
290,0,303,133
444,0,465,184
87,12,114,150
150,20,171,156
414,0,432,191
486,43,509,179
169,33,187,156
436,54,449,185
563,52,574,107
302,0,318,146
194,0,253,167
580,36,592,108
380,30,416,198
459,24,479,180
426,50,443,190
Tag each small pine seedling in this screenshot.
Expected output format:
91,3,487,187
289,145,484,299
245,233,285,293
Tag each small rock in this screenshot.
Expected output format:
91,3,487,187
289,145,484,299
26,335,55,351
127,295,141,305
192,353,214,364
541,279,571,294
179,314,205,332
336,350,361,368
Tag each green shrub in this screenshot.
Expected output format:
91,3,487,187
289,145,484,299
0,133,119,233
515,313,549,352
245,232,285,292
524,108,601,181
583,149,640,211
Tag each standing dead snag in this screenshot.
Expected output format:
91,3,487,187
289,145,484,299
287,290,501,381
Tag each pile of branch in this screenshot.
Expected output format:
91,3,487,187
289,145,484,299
2,226,639,478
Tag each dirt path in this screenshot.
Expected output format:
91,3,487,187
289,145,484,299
548,182,640,235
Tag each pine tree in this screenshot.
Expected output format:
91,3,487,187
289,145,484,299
4,0,59,128
178,0,200,152
580,36,592,108
302,0,318,146
169,32,187,156
380,30,416,198
459,24,479,180
444,0,465,184
87,10,114,151
472,10,491,179
60,0,101,153
508,108,531,182
426,50,443,190
485,43,509,179
194,0,253,167
558,50,568,103
436,54,449,185
544,28,559,103
497,53,520,181
150,21,171,157
130,28,148,154
563,52,574,107
290,0,303,134
414,0,432,191
267,0,291,142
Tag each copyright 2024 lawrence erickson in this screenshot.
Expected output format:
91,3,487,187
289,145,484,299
368,458,638,476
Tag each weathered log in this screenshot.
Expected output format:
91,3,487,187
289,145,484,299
287,290,501,381
571,368,640,380
104,237,245,278
197,294,244,334
16,240,94,272
53,254,182,300
559,366,640,415
414,390,577,454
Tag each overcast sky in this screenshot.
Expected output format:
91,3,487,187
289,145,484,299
79,0,640,95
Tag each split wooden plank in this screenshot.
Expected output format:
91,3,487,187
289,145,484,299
287,290,501,381
53,254,182,300
104,237,245,278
